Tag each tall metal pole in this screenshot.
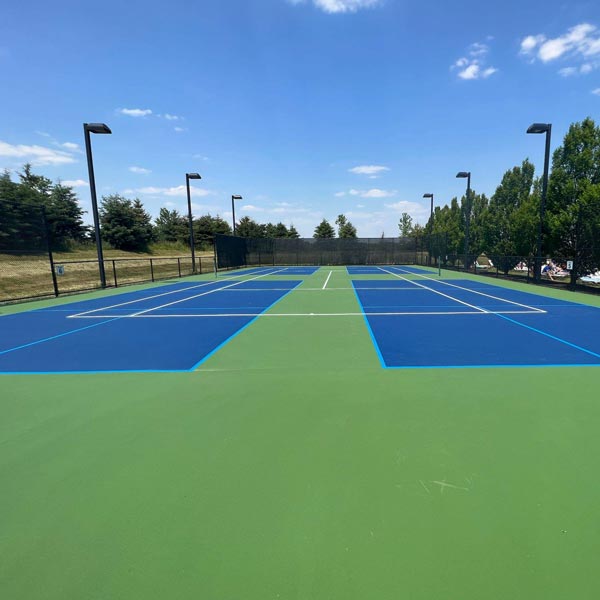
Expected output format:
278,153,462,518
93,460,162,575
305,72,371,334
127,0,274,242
463,174,471,271
537,126,552,282
430,194,434,222
232,195,236,235
186,174,197,273
83,125,107,288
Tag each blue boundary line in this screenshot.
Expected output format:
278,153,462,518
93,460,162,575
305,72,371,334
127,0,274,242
0,317,123,357
188,281,303,371
494,313,600,359
351,278,600,370
0,283,302,376
351,282,387,368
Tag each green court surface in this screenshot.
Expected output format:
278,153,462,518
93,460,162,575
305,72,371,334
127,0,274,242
2,266,600,599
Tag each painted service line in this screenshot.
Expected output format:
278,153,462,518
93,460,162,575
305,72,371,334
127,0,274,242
377,267,489,313
68,279,233,318
68,309,545,319
127,268,287,317
323,271,333,290
390,266,546,313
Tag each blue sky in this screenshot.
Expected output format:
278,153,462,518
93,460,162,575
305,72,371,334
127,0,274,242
1,0,599,237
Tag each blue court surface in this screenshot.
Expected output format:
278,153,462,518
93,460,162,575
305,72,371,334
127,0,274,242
353,277,600,368
347,265,432,275
219,266,320,277
0,278,300,374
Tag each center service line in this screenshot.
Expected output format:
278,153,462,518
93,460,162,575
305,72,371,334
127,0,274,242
323,270,333,290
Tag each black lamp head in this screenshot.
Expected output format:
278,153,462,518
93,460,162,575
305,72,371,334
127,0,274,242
232,195,243,200
456,171,470,179
85,123,111,134
423,193,434,198
527,123,551,134
186,173,202,180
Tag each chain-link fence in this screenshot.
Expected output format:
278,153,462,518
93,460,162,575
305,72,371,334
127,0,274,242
0,199,215,304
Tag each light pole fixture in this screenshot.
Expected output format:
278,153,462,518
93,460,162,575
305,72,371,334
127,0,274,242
423,193,434,222
231,195,242,235
83,122,112,288
456,171,472,271
527,122,552,282
186,173,201,273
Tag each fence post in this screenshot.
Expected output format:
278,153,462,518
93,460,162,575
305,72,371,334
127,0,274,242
177,257,181,278
150,258,155,282
112,260,118,287
198,256,203,274
41,206,59,297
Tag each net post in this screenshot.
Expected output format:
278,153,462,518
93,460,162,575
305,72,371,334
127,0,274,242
150,258,155,282
112,260,118,287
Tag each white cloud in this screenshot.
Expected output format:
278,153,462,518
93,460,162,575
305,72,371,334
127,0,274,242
348,165,390,176
452,40,497,80
520,23,600,75
342,188,395,198
119,108,153,117
520,34,546,55
289,0,382,13
458,64,480,80
592,88,600,95
123,185,212,198
559,66,578,77
334,191,346,197
163,113,182,121
129,166,152,175
0,141,76,166
174,126,187,133
61,142,81,152
241,204,264,212
361,188,395,198
61,179,88,188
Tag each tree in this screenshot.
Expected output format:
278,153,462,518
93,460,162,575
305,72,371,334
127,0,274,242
236,216,264,237
398,213,413,237
287,224,300,239
100,194,154,251
46,183,89,248
336,214,357,238
155,208,188,244
193,214,232,247
483,160,535,271
313,218,335,239
547,117,600,282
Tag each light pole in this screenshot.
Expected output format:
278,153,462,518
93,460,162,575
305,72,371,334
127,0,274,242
83,122,111,288
456,172,472,271
423,193,434,266
186,173,201,273
527,123,552,282
231,195,242,235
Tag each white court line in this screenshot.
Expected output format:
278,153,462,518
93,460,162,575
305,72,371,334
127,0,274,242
323,271,333,290
377,267,489,313
126,268,287,318
69,279,229,318
69,309,543,319
390,266,546,313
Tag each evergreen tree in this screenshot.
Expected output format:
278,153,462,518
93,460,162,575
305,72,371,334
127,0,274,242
398,213,413,237
313,218,335,238
155,208,188,243
236,216,264,237
336,214,357,238
100,195,154,251
287,224,300,239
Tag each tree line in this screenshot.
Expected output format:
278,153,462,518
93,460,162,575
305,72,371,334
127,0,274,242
1,118,598,275
420,117,600,278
